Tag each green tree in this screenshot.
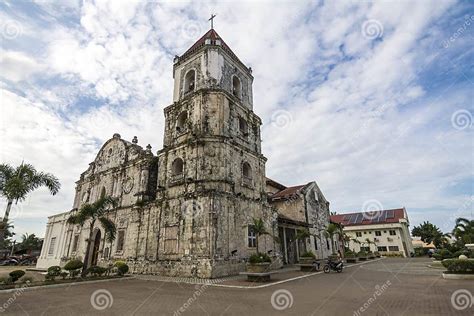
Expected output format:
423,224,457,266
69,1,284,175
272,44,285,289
411,221,446,248
0,163,60,244
0,221,14,249
18,233,42,252
452,217,474,245
67,196,117,275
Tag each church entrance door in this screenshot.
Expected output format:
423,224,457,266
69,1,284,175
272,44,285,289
91,229,101,266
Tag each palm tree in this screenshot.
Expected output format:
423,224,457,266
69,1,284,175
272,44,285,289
452,217,474,245
19,233,42,252
0,221,14,249
250,218,270,253
67,196,117,274
0,162,60,225
324,223,338,254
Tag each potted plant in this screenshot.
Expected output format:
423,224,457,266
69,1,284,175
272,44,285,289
299,250,316,264
247,253,272,273
357,251,368,261
368,251,376,259
374,251,381,258
345,251,357,263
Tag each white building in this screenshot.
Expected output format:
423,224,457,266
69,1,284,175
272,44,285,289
331,208,414,257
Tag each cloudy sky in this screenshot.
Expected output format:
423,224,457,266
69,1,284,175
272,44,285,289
0,0,472,240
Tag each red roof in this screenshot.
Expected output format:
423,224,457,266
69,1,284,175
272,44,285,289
271,185,306,200
176,29,247,70
330,208,406,226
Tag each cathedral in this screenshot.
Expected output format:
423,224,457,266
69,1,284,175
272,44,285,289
37,28,335,278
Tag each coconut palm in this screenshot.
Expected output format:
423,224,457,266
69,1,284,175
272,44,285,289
0,163,60,223
67,196,117,274
19,233,42,251
452,217,474,245
324,223,338,254
250,218,270,253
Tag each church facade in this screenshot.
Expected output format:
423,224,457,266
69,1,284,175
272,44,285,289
37,29,334,278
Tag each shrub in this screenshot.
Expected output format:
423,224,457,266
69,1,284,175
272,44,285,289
20,276,34,284
345,251,356,258
60,271,68,280
9,270,26,283
46,266,62,281
442,259,474,273
64,259,83,278
384,252,403,257
357,251,368,257
300,251,316,258
87,266,107,277
114,261,129,276
374,251,381,257
432,249,453,261
248,253,272,264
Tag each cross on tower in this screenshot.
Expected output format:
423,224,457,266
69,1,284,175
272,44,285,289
209,14,216,29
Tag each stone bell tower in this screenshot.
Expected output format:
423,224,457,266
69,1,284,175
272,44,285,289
156,28,277,278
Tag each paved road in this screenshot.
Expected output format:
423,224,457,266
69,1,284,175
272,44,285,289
0,258,472,315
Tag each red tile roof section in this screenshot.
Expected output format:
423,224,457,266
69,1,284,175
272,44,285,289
271,185,305,200
330,208,406,226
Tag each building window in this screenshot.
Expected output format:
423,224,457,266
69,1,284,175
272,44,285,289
164,225,179,253
356,232,362,237
242,162,252,180
238,117,248,137
248,225,257,248
326,239,330,250
377,246,388,252
388,246,399,251
361,246,370,252
375,231,381,236
232,76,241,98
171,158,184,176
116,230,125,252
48,237,56,256
104,247,109,259
184,70,196,94
363,231,367,235
315,239,318,250
72,235,79,252
176,111,188,133
389,230,396,236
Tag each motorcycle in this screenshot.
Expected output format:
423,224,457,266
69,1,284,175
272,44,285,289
323,259,343,273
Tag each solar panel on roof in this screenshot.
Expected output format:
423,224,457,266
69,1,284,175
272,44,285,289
343,215,350,221
387,210,395,219
356,213,364,224
350,214,358,224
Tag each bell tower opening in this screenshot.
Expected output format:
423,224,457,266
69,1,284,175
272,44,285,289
232,76,241,99
184,70,196,94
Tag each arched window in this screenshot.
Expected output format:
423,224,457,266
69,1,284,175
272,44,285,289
232,76,241,98
100,187,106,198
171,158,184,176
242,162,252,180
238,117,248,137
184,70,196,94
176,111,188,133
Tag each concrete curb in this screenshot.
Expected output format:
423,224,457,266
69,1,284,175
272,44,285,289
442,272,474,280
0,276,134,294
205,257,384,289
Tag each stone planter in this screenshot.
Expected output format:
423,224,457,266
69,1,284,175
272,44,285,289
442,272,474,280
368,255,376,259
346,257,357,263
299,257,316,264
246,263,271,273
358,256,367,261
